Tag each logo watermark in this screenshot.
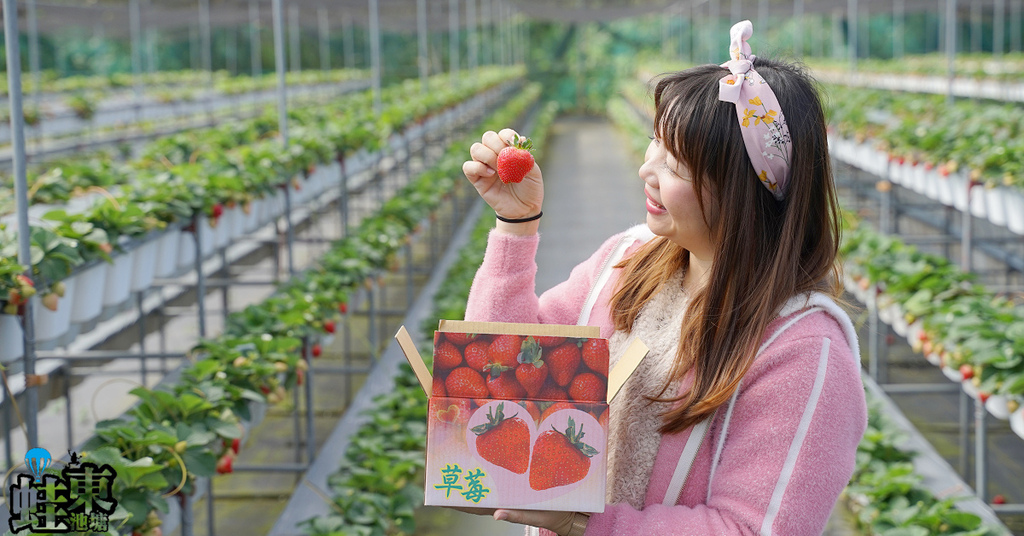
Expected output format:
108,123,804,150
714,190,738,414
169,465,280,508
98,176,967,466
7,448,119,534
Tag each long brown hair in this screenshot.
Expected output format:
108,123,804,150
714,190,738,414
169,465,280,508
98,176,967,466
610,58,842,434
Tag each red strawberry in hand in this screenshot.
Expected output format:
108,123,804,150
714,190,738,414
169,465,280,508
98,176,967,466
496,134,535,184
581,338,609,377
547,341,582,387
529,416,598,490
472,403,531,474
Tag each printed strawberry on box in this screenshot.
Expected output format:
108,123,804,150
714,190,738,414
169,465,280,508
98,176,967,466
395,320,649,514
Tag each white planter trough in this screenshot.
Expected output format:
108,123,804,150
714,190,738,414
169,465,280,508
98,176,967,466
961,379,980,399
69,262,108,324
33,276,78,343
925,352,943,366
1010,406,1024,441
214,213,232,250
969,183,988,219
985,186,1008,227
177,231,198,273
243,201,262,233
941,365,964,383
154,228,182,278
103,249,136,308
984,395,1015,420
950,175,970,211
0,314,24,363
198,216,217,258
130,238,160,292
1005,189,1024,235
936,173,955,206
924,169,941,200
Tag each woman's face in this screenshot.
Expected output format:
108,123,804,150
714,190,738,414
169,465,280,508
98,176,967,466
639,136,715,259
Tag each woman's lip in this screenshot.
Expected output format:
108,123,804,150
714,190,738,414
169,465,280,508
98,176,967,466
646,197,667,215
645,191,665,210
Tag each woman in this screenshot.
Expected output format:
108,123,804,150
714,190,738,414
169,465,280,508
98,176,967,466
460,21,866,536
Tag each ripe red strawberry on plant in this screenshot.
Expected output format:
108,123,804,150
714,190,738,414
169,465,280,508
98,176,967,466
496,134,535,184
547,341,582,387
215,454,234,474
529,416,598,490
311,344,322,358
323,320,336,334
445,367,489,398
568,373,605,403
472,402,531,474
581,338,609,377
434,340,464,370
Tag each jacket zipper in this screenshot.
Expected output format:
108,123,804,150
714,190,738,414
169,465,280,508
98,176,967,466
576,235,631,326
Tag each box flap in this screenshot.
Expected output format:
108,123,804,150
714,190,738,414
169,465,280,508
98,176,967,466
394,326,432,396
607,338,649,404
439,319,599,338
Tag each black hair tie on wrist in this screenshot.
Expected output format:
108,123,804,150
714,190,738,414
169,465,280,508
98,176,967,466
495,211,543,224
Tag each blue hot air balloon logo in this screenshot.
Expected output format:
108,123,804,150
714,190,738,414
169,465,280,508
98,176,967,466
24,447,51,483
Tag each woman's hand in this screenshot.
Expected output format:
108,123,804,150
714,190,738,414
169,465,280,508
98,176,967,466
452,506,577,535
463,128,544,226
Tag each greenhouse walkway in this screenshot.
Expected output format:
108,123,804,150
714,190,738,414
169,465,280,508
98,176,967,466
425,115,860,536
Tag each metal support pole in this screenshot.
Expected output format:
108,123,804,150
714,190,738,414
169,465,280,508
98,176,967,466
227,25,238,75
319,7,331,72
971,0,982,53
344,12,356,70
3,401,12,470
180,484,194,536
4,0,38,450
975,397,987,501
63,367,72,447
848,0,858,71
369,0,382,114
192,222,208,339
960,390,971,475
205,478,214,536
418,0,429,93
130,0,144,124
793,0,804,57
220,250,230,322
759,0,769,39
199,0,212,73
482,0,492,65
250,0,263,77
284,186,296,276
894,0,905,58
137,292,148,387
273,0,289,143
947,0,958,106
450,0,460,86
26,0,40,111
303,342,315,463
467,0,478,72
994,0,1006,57
289,3,301,72
1013,0,1022,53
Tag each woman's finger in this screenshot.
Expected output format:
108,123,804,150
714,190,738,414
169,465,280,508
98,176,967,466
462,160,495,180
469,142,497,168
483,129,516,154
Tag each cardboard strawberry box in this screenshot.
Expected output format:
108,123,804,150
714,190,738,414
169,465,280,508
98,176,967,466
396,320,648,513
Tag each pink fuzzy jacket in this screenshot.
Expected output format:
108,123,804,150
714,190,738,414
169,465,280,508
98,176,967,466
464,225,868,536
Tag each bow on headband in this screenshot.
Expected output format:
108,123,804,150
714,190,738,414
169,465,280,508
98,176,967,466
718,20,792,200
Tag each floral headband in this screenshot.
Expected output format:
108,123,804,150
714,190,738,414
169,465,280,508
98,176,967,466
718,20,792,200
